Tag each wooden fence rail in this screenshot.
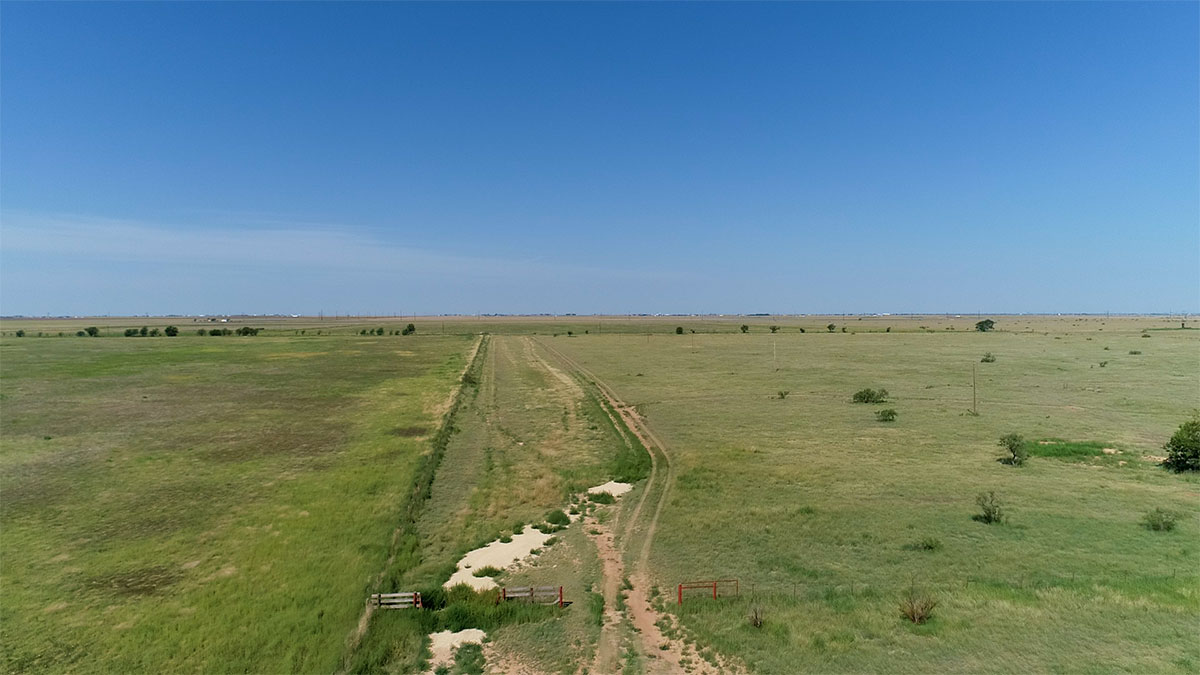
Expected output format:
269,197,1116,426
369,592,422,609
501,585,564,607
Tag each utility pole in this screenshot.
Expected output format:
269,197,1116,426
972,363,978,415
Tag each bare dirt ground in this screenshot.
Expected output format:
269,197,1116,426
538,339,733,675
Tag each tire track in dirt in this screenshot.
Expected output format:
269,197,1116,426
535,339,728,675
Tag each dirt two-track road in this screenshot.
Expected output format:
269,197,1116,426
537,339,732,675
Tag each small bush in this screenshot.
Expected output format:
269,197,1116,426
545,509,570,526
162,325,178,336
1128,350,1142,355
402,323,416,336
876,408,897,422
769,325,779,333
14,330,24,337
75,331,87,337
588,492,615,505
740,324,749,333
975,319,995,332
998,433,1027,466
777,390,790,400
798,327,805,333
827,323,836,332
902,537,942,552
85,326,99,337
973,491,1005,524
852,388,889,404
675,326,683,334
899,584,938,624
472,566,503,578
1099,361,1108,368
124,328,139,337
980,352,996,363
1162,414,1200,472
1142,508,1179,532
748,604,764,628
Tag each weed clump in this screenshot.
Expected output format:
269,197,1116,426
1142,508,1180,532
1128,350,1142,355
777,390,790,400
589,492,616,505
545,509,570,526
980,352,996,363
899,584,938,624
852,388,889,404
876,408,897,422
748,604,765,628
998,433,1028,466
453,643,485,675
973,491,1006,524
471,566,503,578
902,537,942,552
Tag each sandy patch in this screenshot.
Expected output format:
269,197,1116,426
588,481,633,497
444,528,553,590
50,553,71,563
181,560,201,570
44,601,69,613
1102,448,1118,455
1038,441,1057,445
427,629,486,671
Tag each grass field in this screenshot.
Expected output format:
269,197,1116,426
2,316,1196,674
549,320,1200,672
0,333,473,672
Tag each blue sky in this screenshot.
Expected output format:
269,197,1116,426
2,2,1196,316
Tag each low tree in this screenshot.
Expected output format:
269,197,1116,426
827,323,836,332
401,323,416,336
76,331,87,337
740,324,749,333
149,328,160,337
975,319,996,332
981,352,996,363
852,388,889,403
14,330,24,337
1162,413,1200,472
139,326,148,337
769,325,779,333
164,325,179,337
676,326,684,335
85,326,99,337
876,408,897,422
999,433,1027,466
798,327,806,333
124,328,139,337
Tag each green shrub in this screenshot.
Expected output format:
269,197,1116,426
740,324,749,333
676,326,683,335
748,604,764,628
1142,508,1180,532
876,408,897,422
777,390,790,400
545,509,570,526
769,325,779,333
852,388,889,404
1162,414,1200,472
975,319,995,332
85,326,99,337
453,643,485,675
402,323,416,336
980,352,996,363
14,330,24,337
471,566,503,578
124,328,139,337
999,433,1027,466
827,323,836,332
1128,350,1142,355
973,491,1005,524
588,492,615,505
162,325,178,336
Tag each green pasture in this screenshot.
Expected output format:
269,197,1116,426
551,324,1200,673
0,334,471,673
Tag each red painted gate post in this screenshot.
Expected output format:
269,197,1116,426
501,587,506,602
677,584,682,606
558,586,563,608
712,582,717,600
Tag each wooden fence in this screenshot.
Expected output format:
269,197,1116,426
501,585,564,607
369,591,422,609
